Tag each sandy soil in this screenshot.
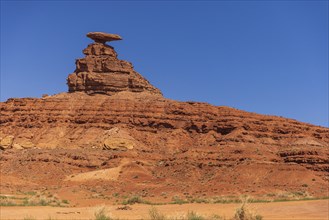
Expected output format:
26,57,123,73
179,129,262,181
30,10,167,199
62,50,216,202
0,199,328,220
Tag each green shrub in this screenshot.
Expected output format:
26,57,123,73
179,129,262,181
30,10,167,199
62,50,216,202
39,198,48,206
122,195,142,205
0,201,17,206
171,196,188,205
62,199,69,204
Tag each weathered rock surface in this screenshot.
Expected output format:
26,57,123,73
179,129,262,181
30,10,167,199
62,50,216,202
0,135,14,150
67,33,162,96
87,32,122,43
0,32,328,202
101,127,137,151
1,92,328,180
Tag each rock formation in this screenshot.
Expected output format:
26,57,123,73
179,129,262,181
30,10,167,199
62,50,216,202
67,32,162,96
86,32,122,43
0,32,328,203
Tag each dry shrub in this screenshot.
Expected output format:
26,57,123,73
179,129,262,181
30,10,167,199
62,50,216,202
233,199,263,220
94,206,112,220
149,207,167,220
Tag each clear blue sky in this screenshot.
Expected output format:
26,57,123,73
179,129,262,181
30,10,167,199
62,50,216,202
1,1,328,127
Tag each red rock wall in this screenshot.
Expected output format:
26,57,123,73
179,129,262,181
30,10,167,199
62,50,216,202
67,43,162,95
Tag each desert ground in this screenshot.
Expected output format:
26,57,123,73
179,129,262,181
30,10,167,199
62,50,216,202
0,199,328,220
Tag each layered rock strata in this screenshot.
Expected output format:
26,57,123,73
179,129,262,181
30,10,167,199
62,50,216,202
67,32,162,96
1,32,329,200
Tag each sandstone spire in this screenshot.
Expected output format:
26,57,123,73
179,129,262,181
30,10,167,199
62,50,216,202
67,32,162,96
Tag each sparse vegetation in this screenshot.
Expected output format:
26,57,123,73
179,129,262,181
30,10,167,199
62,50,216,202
62,199,69,204
147,199,264,220
233,199,263,220
149,207,167,220
23,216,36,220
112,193,119,197
148,207,224,220
0,192,68,207
94,206,112,220
122,195,143,205
212,197,242,204
116,193,329,207
171,196,188,205
186,211,205,220
25,191,37,196
0,200,17,206
189,197,208,204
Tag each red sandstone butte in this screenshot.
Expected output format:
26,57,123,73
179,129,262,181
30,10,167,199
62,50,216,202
0,32,328,203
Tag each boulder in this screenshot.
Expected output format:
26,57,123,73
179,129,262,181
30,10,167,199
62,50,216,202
101,127,136,151
0,135,14,149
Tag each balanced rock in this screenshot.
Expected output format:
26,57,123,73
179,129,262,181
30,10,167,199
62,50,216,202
67,32,162,96
86,32,122,43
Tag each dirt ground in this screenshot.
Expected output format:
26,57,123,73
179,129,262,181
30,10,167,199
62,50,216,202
0,199,328,220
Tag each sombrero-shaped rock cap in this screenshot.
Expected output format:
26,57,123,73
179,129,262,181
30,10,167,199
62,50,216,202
87,32,122,43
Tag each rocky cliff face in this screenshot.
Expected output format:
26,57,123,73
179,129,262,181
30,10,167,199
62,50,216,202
67,32,161,96
0,32,328,202
1,92,328,151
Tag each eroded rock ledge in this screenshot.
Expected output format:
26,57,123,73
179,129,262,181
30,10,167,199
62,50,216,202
67,32,162,96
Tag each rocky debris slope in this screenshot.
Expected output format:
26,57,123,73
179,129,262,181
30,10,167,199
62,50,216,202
0,32,328,200
1,147,328,203
67,32,162,96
